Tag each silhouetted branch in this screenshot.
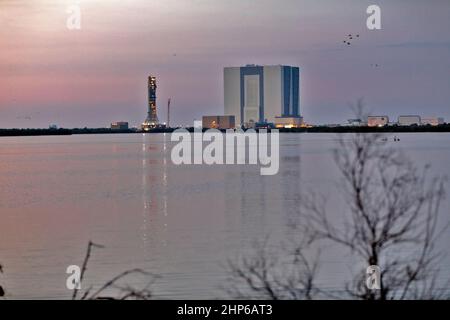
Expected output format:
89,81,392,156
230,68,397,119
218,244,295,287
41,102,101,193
72,241,104,300
72,241,159,300
85,268,159,300
300,102,448,299
224,236,320,300
223,101,448,300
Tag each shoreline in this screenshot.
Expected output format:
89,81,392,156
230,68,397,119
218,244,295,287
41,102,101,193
1,125,450,137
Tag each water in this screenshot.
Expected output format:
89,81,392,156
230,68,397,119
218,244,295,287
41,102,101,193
0,133,449,299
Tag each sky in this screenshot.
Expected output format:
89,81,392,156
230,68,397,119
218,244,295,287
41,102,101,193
1,0,450,128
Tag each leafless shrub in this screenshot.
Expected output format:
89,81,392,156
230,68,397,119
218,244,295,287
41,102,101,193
300,103,448,300
72,241,159,300
224,236,320,300
225,101,448,300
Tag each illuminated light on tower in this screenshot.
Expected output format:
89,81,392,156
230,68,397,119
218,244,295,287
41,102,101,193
142,75,160,131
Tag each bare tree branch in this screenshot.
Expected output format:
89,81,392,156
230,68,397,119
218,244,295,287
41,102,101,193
300,102,448,300
224,236,320,300
71,241,159,300
71,241,104,300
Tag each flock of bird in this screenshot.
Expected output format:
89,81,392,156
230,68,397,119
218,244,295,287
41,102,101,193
342,33,360,46
343,33,380,68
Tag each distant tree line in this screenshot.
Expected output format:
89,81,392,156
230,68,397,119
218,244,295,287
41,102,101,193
278,123,450,133
0,128,72,136
2,123,450,137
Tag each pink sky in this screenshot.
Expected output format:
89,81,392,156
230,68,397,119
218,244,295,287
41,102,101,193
1,0,450,128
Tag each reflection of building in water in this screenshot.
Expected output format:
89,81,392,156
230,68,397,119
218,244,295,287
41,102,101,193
223,142,303,241
223,166,270,241
162,133,169,240
140,134,169,253
280,155,302,220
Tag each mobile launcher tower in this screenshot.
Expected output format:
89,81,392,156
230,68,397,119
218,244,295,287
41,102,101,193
142,75,163,131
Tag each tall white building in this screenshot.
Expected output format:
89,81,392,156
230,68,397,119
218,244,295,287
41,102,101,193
224,65,301,126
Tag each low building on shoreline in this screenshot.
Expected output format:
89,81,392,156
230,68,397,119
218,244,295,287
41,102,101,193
368,116,389,127
202,115,236,129
274,116,304,129
398,115,421,126
111,122,129,130
421,117,445,126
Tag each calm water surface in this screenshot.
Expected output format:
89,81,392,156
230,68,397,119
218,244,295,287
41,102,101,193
0,133,449,299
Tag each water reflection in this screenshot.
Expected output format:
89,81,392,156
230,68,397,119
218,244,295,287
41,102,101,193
140,134,169,257
0,133,448,299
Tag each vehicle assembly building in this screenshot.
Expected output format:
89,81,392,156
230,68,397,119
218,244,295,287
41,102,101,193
224,65,301,127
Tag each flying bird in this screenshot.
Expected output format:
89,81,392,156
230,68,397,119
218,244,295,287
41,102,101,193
342,33,360,46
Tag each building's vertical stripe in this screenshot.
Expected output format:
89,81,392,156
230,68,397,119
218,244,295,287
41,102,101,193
283,66,291,116
292,67,300,116
240,68,244,124
259,68,264,123
290,68,294,115
240,66,264,123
